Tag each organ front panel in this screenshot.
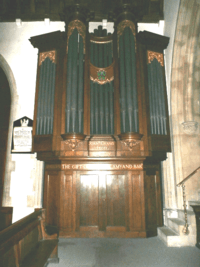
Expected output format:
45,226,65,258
30,3,170,238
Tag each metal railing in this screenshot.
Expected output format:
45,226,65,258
176,166,200,235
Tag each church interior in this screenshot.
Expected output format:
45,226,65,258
0,0,200,266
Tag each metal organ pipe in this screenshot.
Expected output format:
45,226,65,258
118,26,138,134
148,57,167,135
78,35,84,133
65,30,73,133
94,30,99,134
36,57,56,135
89,26,114,135
130,31,138,132
65,27,85,134
108,38,114,135
119,36,126,133
50,63,56,134
147,64,154,134
71,29,79,132
36,61,44,135
124,27,133,132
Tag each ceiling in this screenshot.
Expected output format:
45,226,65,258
0,0,163,23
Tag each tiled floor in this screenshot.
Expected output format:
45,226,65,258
48,237,200,267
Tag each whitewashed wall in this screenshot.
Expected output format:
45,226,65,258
0,21,65,222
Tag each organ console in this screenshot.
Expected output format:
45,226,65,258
30,3,171,238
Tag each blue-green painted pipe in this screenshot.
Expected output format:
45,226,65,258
119,35,126,133
78,34,84,133
50,63,56,134
124,27,133,132
71,29,78,132
155,59,163,134
94,35,99,134
104,39,109,133
130,30,138,132
149,61,157,134
40,59,48,135
36,59,44,135
90,81,94,134
158,63,167,135
108,40,114,134
90,41,94,134
147,64,154,134
44,58,51,134
156,60,167,135
152,59,161,134
46,59,53,134
65,29,74,133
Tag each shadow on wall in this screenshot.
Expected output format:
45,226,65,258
0,67,11,206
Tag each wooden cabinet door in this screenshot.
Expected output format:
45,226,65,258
76,171,128,233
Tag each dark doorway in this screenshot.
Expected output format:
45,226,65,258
0,67,11,207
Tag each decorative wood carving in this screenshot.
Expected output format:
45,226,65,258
90,61,114,84
147,50,164,66
121,139,140,150
61,133,86,151
67,20,86,54
64,139,82,151
39,50,56,66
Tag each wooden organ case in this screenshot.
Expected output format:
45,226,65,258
30,3,171,238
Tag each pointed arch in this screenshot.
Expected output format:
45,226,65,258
0,54,18,207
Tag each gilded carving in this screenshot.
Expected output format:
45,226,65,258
147,51,164,66
67,20,86,54
117,20,136,52
65,139,82,151
39,50,56,66
90,61,114,85
121,139,140,150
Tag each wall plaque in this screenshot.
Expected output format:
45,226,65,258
12,117,33,153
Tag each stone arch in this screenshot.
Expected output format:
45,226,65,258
170,0,200,209
0,54,19,206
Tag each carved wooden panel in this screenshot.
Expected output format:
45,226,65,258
79,174,99,226
60,172,73,230
43,171,59,226
129,171,145,231
106,174,126,227
144,172,158,236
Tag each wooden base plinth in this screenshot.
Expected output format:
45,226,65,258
59,230,147,238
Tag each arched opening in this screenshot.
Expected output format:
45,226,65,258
0,67,11,207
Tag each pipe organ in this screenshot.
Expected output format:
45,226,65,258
30,3,171,238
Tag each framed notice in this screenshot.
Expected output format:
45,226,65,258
11,116,33,153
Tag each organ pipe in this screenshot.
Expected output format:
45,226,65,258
147,55,167,135
118,24,138,134
65,24,85,134
36,56,56,135
89,26,114,135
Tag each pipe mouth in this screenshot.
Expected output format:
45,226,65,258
61,133,86,141
118,132,143,140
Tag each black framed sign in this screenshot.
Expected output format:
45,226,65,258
11,116,33,153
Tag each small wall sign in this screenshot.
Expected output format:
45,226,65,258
12,116,33,153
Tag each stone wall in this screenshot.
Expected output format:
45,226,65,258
163,0,200,216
